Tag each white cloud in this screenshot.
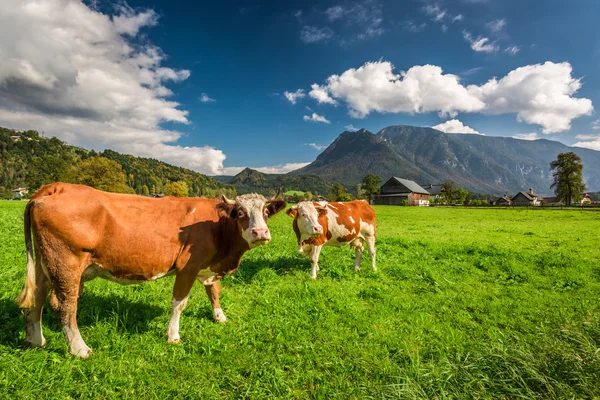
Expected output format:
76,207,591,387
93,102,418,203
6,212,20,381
305,143,328,150
284,89,306,104
441,24,448,32
404,21,427,32
513,133,539,140
294,10,302,18
432,119,481,134
575,134,599,140
309,84,337,105
345,124,359,131
219,162,311,175
423,4,446,21
461,67,483,76
305,60,593,133
199,93,215,103
325,6,345,21
486,19,506,33
463,31,498,53
504,46,520,55
301,26,334,43
452,14,464,22
303,113,331,124
572,139,600,151
112,5,158,36
592,119,600,130
0,0,235,175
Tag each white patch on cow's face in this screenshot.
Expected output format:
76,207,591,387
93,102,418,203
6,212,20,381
236,195,271,248
295,201,323,239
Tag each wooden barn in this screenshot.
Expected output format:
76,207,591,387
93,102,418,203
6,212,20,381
374,177,430,206
494,195,512,206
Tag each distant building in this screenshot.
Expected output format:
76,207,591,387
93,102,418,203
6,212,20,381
512,188,542,206
543,196,561,205
581,193,593,205
12,187,29,200
494,195,512,206
419,183,444,199
374,177,430,206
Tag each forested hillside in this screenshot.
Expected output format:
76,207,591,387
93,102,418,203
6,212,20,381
227,168,333,196
0,127,234,199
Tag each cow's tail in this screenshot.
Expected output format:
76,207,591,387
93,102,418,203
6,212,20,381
17,201,36,309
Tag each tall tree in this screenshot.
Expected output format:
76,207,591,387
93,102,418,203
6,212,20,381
165,181,189,197
331,183,352,202
70,156,133,194
441,181,456,204
361,174,382,203
550,152,586,206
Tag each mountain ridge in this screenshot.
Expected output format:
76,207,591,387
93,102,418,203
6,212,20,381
290,125,600,195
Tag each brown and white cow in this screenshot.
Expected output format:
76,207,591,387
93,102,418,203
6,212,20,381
287,200,376,279
17,183,286,357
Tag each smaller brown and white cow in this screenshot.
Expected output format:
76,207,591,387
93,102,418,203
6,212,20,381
287,200,376,278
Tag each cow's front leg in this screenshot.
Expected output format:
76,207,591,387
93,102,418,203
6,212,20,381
309,245,322,279
167,273,195,344
205,280,226,323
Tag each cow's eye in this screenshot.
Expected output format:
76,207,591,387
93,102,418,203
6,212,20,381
264,208,269,216
237,210,245,218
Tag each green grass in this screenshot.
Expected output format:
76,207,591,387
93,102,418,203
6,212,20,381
1,200,599,399
284,190,305,196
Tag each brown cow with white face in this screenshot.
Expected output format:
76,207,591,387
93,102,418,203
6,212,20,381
17,183,286,358
287,200,376,279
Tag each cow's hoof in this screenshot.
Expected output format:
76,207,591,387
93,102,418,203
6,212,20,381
25,336,46,348
213,308,227,323
168,337,183,344
310,273,317,279
70,346,93,359
354,266,360,272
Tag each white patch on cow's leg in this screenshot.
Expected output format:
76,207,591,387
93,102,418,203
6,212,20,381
167,296,189,344
354,243,363,272
309,246,322,279
365,235,376,271
29,321,45,347
213,308,227,323
63,325,92,358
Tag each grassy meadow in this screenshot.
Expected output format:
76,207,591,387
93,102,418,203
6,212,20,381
0,200,599,399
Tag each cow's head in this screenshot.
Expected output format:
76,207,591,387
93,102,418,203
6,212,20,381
217,193,286,248
287,201,326,237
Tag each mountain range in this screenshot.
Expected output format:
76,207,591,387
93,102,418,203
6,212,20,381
290,126,600,196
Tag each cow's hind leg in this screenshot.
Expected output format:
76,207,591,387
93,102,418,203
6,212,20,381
51,280,92,357
205,280,226,323
309,245,322,279
352,239,364,272
365,235,376,272
24,259,50,348
167,272,195,344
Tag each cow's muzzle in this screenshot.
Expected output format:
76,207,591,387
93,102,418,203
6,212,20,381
251,228,271,244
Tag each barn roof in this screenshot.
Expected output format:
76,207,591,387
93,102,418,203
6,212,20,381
390,177,430,195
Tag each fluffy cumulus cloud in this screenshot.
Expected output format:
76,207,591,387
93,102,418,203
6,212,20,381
284,89,306,104
303,113,331,124
572,133,600,150
432,119,481,134
305,60,593,133
0,0,233,175
309,84,337,105
345,124,359,131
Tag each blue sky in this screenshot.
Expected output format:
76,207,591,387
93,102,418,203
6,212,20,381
1,0,599,174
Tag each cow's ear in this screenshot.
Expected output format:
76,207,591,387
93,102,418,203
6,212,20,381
286,207,297,219
216,202,235,219
267,200,287,217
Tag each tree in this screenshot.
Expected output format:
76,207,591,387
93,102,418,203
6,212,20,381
304,191,313,201
142,185,150,196
70,157,133,194
361,174,382,203
550,152,586,206
165,181,189,197
331,183,352,202
456,188,468,206
441,181,456,204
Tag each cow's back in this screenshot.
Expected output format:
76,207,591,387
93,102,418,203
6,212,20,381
29,183,221,277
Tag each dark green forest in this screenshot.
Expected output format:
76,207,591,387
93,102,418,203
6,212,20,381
0,127,235,199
